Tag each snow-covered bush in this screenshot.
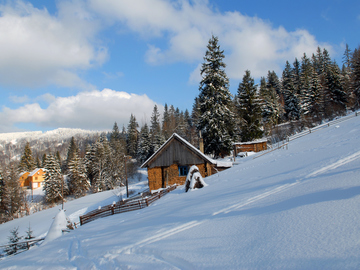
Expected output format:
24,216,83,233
185,165,207,192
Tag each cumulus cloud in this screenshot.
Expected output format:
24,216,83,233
0,0,105,89
0,89,162,132
89,0,330,80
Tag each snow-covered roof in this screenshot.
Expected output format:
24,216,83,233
141,133,216,168
29,168,45,176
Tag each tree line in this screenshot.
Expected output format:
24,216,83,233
1,36,360,222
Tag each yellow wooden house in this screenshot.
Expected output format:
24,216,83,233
19,168,46,189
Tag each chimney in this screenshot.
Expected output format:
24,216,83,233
199,131,204,153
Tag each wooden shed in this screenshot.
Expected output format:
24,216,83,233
141,133,231,191
233,139,267,156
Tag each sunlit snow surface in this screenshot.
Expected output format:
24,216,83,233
1,115,360,269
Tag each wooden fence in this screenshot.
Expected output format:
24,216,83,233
0,237,45,257
79,185,177,226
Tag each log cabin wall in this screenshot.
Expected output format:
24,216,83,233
147,163,210,191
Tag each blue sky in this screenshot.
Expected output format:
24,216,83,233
0,0,359,133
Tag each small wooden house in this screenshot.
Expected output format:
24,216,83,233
233,139,267,156
28,168,46,189
141,133,231,191
19,168,46,189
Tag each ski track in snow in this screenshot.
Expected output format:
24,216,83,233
213,150,360,216
104,220,204,259
306,150,360,178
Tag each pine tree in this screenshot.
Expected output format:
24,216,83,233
260,71,282,127
351,46,360,109
127,114,139,158
282,61,300,121
4,227,22,255
197,35,235,158
150,105,164,154
162,104,171,140
43,154,65,204
18,142,35,173
2,164,24,219
68,152,90,198
86,134,113,192
65,137,79,173
109,122,126,188
236,70,263,142
24,223,35,240
137,124,152,163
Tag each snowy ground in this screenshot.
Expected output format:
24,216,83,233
1,115,360,269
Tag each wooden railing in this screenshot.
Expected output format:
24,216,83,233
79,185,177,226
0,237,45,257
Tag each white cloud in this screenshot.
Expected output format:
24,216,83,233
89,0,331,79
0,1,105,89
0,89,162,132
9,95,30,104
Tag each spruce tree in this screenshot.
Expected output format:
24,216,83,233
162,104,171,140
24,223,35,240
127,114,139,158
68,152,90,198
66,137,79,173
18,142,35,173
236,70,263,142
351,46,360,109
110,122,126,187
282,61,300,121
197,35,235,158
3,164,24,218
150,105,164,154
43,154,65,204
4,227,22,255
137,124,152,163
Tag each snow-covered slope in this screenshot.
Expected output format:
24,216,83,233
1,115,360,269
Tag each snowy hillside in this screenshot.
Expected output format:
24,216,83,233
0,128,102,144
1,114,360,269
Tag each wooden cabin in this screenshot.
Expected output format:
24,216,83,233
19,168,46,189
141,133,231,191
28,168,46,189
233,139,267,156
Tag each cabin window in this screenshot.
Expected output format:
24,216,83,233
178,166,189,176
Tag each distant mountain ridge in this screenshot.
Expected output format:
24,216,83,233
0,128,105,163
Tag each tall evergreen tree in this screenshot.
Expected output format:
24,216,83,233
150,105,164,154
236,70,263,142
197,35,235,158
351,46,360,109
260,71,282,127
67,152,90,198
137,124,152,163
43,154,65,204
127,114,139,158
1,164,24,220
162,104,171,140
18,142,35,173
282,61,300,121
109,122,126,188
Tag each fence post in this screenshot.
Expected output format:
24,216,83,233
80,216,83,226
146,198,149,207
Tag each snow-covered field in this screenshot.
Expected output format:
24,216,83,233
1,115,360,269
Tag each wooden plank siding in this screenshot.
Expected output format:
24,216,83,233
141,133,217,192
147,138,207,168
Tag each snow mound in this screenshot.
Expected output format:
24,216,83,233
185,165,208,192
42,210,68,244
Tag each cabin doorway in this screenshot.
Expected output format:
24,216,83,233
161,167,169,188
